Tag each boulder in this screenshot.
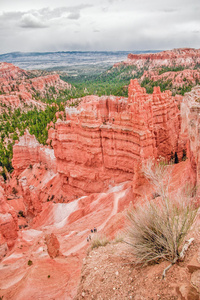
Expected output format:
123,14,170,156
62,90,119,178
45,233,60,258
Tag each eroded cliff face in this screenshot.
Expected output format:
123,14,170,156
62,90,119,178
48,79,181,200
8,80,199,228
115,48,200,70
0,62,28,81
9,79,182,215
12,130,57,175
1,78,199,299
0,185,18,259
141,69,200,88
0,62,71,111
181,86,200,186
11,130,60,219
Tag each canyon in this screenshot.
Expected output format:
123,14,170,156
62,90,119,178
0,49,200,299
11,78,183,205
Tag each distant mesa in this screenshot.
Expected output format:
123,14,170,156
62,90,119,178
114,48,200,70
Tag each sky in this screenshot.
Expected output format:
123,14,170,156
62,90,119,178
0,0,200,54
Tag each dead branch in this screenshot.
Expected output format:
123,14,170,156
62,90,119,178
162,238,194,279
162,257,178,280
179,238,194,261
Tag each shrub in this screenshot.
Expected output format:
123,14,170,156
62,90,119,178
90,234,110,250
126,160,197,267
28,260,33,266
174,152,179,164
18,210,25,218
12,187,18,195
182,149,187,161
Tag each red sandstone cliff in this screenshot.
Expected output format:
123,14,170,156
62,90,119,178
141,69,200,88
0,62,28,81
0,185,18,259
12,130,57,175
181,85,200,189
7,80,182,219
7,79,199,214
48,79,181,200
115,48,200,70
10,130,60,219
0,62,71,111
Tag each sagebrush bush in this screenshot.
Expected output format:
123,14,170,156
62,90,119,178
113,231,124,244
126,160,197,265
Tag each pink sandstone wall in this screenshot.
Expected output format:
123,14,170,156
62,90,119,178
47,79,181,199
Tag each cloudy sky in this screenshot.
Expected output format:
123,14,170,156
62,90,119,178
0,0,199,54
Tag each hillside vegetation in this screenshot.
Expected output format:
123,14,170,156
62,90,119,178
62,64,199,97
0,103,64,178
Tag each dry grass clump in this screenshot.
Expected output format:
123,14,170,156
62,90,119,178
90,234,110,250
126,160,197,269
113,231,124,244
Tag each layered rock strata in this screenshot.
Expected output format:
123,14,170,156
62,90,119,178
11,131,61,219
10,80,200,219
0,62,71,111
12,130,57,175
48,79,181,199
115,48,200,70
0,186,18,258
181,86,200,186
141,69,200,88
0,62,28,81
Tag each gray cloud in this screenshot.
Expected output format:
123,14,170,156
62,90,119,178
0,0,199,54
20,13,48,28
68,4,93,12
163,9,178,13
38,7,69,19
0,11,23,20
68,12,81,20
0,4,93,29
38,4,92,19
66,4,92,19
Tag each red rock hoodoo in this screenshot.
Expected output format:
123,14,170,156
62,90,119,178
47,79,181,200
12,130,57,175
